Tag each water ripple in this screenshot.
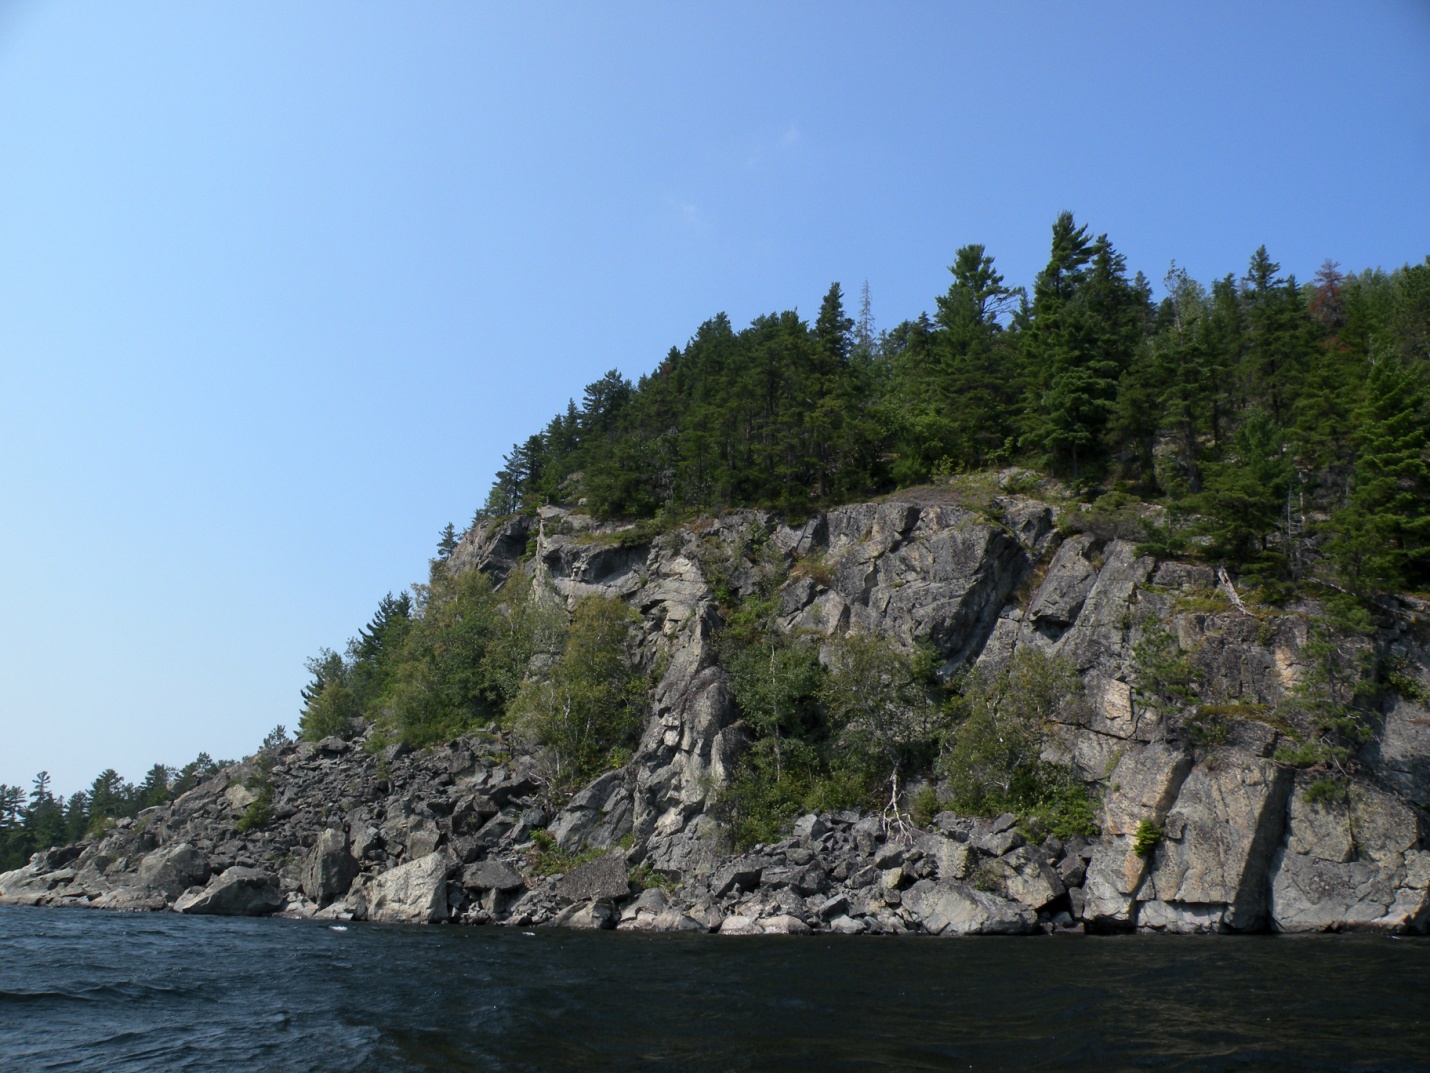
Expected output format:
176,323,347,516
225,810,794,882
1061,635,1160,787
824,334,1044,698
1,908,1427,1073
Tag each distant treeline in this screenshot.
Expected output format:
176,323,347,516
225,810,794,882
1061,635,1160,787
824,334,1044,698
477,213,1429,595
0,752,240,872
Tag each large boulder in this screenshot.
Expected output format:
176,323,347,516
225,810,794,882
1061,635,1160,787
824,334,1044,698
901,879,1039,935
460,859,526,893
365,853,453,924
174,866,282,916
301,828,359,905
553,850,630,904
136,843,211,900
984,846,1065,911
550,898,619,930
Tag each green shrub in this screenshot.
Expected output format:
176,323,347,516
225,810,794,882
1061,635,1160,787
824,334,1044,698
1303,777,1349,806
237,787,273,833
909,784,941,828
509,596,648,796
940,649,1099,837
1132,818,1163,857
527,831,605,878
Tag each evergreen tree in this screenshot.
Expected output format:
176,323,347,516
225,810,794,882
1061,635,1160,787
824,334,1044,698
138,764,173,808
1022,216,1143,479
25,772,66,852
1390,259,1430,363
1240,247,1315,426
853,279,876,361
87,769,128,822
436,523,459,559
1324,356,1430,591
1194,408,1295,578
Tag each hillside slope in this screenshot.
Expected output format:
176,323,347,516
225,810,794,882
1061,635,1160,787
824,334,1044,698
5,490,1428,935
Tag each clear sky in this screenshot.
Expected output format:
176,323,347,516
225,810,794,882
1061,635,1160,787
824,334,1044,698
2,1,1427,796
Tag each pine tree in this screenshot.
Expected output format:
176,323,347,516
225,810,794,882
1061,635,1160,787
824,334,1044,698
1241,247,1315,426
1324,356,1430,591
87,769,128,822
1194,408,1295,578
436,523,459,559
853,280,876,361
929,245,1022,469
1021,215,1141,479
138,764,173,808
25,772,66,851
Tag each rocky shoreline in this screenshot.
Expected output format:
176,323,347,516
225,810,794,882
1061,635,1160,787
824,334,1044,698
5,494,1428,935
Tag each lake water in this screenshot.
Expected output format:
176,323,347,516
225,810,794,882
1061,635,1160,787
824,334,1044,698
2,905,1427,1072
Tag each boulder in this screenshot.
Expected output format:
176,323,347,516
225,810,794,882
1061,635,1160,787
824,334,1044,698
553,850,630,904
618,887,669,929
548,770,628,852
551,897,618,930
985,846,1065,911
710,862,762,898
648,909,706,932
718,914,761,935
901,878,1039,935
461,859,526,893
792,813,830,844
136,843,211,899
173,866,282,916
301,828,359,905
366,853,453,924
760,913,813,935
90,886,168,912
915,833,971,880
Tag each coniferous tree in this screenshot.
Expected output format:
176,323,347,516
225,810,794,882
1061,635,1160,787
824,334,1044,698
436,523,459,559
1324,356,1430,591
1022,215,1141,480
25,772,66,852
1194,408,1295,579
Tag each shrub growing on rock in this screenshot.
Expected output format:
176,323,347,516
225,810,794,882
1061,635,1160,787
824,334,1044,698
509,596,649,796
940,649,1099,838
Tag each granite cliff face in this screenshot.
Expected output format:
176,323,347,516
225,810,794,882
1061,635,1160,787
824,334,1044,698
5,491,1428,936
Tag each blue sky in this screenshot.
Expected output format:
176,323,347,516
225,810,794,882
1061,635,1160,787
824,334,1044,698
2,1,1427,795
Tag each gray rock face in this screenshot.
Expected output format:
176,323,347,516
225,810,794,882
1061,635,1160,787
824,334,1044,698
1082,744,1192,926
136,843,211,899
174,866,282,916
1270,779,1430,933
1139,752,1292,932
17,497,1430,938
1028,534,1098,628
365,853,453,924
301,828,359,905
548,770,632,853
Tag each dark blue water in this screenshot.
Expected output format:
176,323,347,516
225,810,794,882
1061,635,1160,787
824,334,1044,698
2,906,1427,1073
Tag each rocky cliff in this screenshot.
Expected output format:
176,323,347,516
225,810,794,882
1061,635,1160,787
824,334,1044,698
5,489,1428,936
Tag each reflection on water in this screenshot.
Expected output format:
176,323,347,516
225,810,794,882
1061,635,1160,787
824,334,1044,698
2,906,1426,1072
